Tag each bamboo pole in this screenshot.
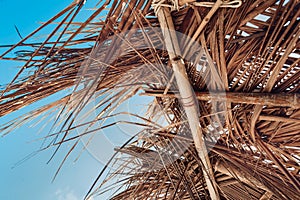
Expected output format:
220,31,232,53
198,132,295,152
154,6,220,200
141,90,300,109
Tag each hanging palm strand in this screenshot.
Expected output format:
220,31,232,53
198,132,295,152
0,0,299,199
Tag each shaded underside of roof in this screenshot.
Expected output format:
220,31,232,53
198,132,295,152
0,0,299,199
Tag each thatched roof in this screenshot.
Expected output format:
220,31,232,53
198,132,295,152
0,0,299,199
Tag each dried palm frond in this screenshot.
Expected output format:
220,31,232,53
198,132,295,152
0,0,299,199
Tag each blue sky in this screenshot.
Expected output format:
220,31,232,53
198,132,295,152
0,1,155,199
0,1,103,199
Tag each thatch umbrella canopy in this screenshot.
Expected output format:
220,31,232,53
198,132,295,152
0,0,299,199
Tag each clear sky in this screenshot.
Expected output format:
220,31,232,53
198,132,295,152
0,1,104,200
0,1,154,199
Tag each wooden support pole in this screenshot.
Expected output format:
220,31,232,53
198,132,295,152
141,90,300,109
155,6,220,200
